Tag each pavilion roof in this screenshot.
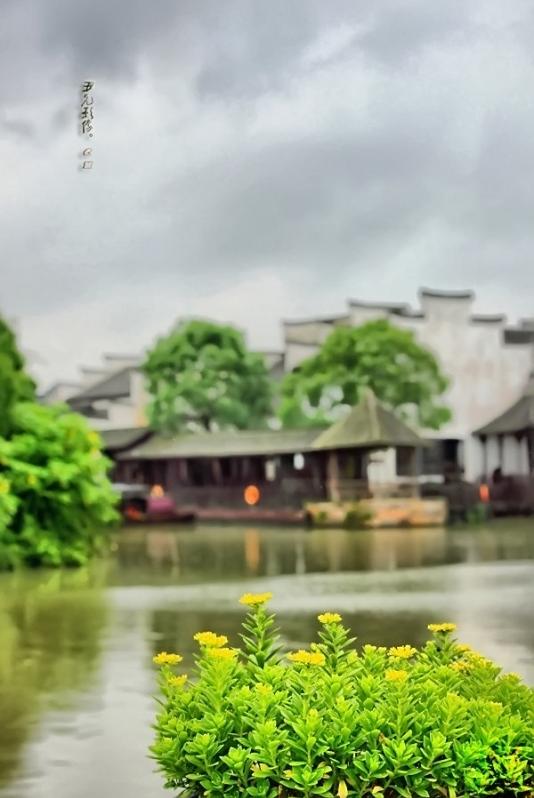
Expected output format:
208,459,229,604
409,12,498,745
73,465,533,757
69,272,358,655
118,391,425,461
119,427,324,461
99,426,152,453
311,389,425,451
475,373,534,436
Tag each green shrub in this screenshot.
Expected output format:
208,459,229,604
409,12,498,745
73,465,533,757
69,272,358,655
343,504,372,530
0,403,118,568
465,504,489,526
151,595,534,798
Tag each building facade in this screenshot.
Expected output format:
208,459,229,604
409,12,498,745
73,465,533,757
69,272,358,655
283,289,534,482
57,350,284,431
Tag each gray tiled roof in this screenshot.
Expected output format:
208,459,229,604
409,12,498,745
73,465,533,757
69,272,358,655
475,375,534,435
99,427,152,452
119,427,323,460
69,366,134,404
118,391,425,461
312,390,425,450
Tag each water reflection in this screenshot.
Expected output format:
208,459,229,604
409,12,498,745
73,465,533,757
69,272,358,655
0,521,533,798
111,521,534,584
0,570,107,788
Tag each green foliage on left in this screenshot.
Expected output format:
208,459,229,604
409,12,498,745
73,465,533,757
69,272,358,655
0,403,118,569
0,318,36,437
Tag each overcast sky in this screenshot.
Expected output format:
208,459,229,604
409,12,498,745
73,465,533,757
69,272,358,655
2,1,534,387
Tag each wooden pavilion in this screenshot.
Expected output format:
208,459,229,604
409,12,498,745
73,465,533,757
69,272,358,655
473,373,534,514
114,390,426,511
474,372,534,476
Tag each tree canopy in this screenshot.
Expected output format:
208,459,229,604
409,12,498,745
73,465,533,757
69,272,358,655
0,317,36,437
279,319,451,430
142,320,273,434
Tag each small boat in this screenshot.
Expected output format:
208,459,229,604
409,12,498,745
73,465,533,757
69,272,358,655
113,483,196,525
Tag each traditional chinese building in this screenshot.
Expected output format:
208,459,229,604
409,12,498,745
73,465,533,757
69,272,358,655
283,288,534,482
112,391,426,514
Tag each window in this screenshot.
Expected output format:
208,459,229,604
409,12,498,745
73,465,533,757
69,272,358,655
265,460,276,481
293,453,305,470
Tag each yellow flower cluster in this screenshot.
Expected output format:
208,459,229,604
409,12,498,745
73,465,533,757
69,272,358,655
239,592,273,606
450,660,472,672
318,612,342,624
455,643,473,654
153,652,183,666
465,652,491,666
207,647,238,661
193,631,228,648
385,669,409,682
167,674,188,688
428,623,457,633
389,645,417,659
363,644,387,655
287,649,325,666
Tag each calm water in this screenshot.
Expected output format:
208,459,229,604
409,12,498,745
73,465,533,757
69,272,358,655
0,521,533,798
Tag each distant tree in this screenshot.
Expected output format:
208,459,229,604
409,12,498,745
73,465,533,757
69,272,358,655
143,320,273,434
0,317,36,436
279,319,451,430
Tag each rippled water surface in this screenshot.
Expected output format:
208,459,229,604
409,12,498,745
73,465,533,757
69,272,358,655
0,521,533,797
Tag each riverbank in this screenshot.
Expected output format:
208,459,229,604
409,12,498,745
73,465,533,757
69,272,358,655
1,521,533,798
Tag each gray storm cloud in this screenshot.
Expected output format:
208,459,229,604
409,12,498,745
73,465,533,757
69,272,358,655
1,0,533,385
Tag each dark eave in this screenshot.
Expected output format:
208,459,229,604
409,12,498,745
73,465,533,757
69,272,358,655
419,287,474,300
471,314,506,324
283,314,349,326
348,299,409,312
99,427,152,453
68,366,134,404
503,328,534,345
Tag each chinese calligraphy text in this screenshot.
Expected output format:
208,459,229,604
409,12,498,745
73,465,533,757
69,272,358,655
79,81,95,170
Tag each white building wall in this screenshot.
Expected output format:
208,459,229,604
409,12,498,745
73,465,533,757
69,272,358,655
367,448,397,485
282,290,534,482
84,370,148,431
88,400,139,430
285,342,323,372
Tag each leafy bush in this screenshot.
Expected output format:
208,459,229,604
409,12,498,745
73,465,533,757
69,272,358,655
343,504,372,530
0,403,118,568
152,595,534,798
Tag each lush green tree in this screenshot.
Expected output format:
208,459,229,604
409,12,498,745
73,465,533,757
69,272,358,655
279,319,451,429
0,403,118,569
143,320,273,433
0,317,36,437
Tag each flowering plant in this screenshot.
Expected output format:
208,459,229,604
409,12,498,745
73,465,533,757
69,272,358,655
151,594,534,797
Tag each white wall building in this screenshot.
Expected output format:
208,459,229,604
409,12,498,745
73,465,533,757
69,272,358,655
67,364,148,431
283,289,534,483
60,350,284,433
